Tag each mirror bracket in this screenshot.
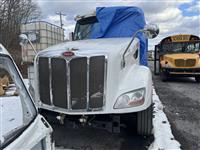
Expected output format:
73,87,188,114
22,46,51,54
121,24,159,68
19,34,37,54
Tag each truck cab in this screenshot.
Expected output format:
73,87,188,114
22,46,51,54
0,44,54,150
21,6,159,135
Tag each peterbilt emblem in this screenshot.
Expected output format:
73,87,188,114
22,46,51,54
62,51,75,57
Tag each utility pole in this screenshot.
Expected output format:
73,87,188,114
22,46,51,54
56,12,66,29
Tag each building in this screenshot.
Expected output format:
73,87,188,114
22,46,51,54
21,21,64,63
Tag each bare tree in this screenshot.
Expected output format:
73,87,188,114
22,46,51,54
0,0,40,49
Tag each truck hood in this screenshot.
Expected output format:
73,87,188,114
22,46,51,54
38,38,133,57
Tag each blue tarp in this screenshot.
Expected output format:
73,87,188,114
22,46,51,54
90,6,148,66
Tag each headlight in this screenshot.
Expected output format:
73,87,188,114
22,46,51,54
114,88,145,109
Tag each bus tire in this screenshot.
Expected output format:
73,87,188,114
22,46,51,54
137,105,153,135
195,76,200,83
160,71,168,82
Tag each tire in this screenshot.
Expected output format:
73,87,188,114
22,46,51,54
195,76,200,83
137,105,153,135
160,70,168,82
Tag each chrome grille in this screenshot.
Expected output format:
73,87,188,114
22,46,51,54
175,59,196,67
38,55,106,111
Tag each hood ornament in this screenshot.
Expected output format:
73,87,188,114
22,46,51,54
68,47,79,51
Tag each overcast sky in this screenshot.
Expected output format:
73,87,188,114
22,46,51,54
35,0,200,50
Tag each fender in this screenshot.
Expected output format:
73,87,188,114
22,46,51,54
113,65,152,113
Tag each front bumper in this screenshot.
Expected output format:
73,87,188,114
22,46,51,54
162,67,200,76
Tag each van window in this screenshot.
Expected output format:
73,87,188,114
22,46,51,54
0,55,36,148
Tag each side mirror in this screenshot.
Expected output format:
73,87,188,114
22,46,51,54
121,24,159,68
143,24,159,39
69,32,74,41
19,34,37,54
19,34,29,46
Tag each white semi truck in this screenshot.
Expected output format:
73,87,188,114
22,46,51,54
0,44,54,150
21,7,159,135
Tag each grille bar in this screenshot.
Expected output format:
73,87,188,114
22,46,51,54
49,58,53,105
86,57,90,110
66,61,71,110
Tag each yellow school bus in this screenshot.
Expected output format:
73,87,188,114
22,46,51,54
154,34,200,82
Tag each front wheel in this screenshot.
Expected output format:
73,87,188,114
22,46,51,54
137,105,153,135
195,76,200,83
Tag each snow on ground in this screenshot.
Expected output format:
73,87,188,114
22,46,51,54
149,88,181,150
0,96,23,144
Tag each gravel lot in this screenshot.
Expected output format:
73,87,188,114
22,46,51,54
149,61,200,150
52,122,153,150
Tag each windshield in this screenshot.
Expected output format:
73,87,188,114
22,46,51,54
74,16,99,40
0,55,36,147
161,41,200,54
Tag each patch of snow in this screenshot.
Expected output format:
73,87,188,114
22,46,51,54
0,96,23,144
149,88,181,150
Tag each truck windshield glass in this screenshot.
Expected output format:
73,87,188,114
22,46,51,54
0,55,36,147
161,41,200,53
74,16,99,40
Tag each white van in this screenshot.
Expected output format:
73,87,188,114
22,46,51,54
0,44,54,150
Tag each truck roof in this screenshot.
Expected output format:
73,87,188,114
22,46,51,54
75,10,96,21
